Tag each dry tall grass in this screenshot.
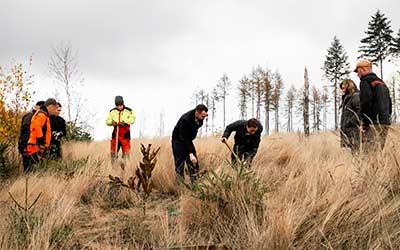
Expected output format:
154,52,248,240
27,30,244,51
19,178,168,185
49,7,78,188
1,128,400,249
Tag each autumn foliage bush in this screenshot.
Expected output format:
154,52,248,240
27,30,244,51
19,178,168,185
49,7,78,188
0,59,33,174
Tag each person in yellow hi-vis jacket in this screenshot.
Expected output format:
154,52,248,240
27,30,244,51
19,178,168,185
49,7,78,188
106,96,136,160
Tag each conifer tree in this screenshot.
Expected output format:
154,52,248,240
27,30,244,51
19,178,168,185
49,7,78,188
359,10,393,79
323,36,350,129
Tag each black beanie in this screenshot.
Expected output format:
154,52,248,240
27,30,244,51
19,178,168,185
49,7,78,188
35,101,45,106
115,96,124,106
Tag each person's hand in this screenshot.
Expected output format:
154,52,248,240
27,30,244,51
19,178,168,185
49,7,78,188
37,137,45,145
189,153,197,164
118,121,126,126
221,137,227,143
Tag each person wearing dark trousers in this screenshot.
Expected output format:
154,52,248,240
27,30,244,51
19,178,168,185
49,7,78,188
221,118,263,166
354,59,392,152
339,79,361,155
49,103,67,160
172,104,208,183
23,98,59,171
18,101,45,166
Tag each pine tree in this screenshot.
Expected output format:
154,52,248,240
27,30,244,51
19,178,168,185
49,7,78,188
271,71,284,132
322,36,350,130
358,9,393,79
216,73,231,128
238,75,251,119
391,28,400,58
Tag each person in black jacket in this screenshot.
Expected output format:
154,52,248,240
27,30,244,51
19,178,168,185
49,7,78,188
172,104,208,183
354,59,392,151
49,103,67,160
339,79,360,154
221,118,263,166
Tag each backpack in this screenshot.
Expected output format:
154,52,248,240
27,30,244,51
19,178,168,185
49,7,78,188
17,110,35,154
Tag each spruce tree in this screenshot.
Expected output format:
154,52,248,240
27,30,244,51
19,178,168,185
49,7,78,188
358,9,393,79
391,28,400,58
322,36,350,130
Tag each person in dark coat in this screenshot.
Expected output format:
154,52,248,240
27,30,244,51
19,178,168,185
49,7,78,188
354,59,392,152
339,79,361,154
172,104,208,183
49,103,67,160
221,118,263,166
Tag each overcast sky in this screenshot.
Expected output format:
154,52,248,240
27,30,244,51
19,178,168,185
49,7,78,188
1,0,400,140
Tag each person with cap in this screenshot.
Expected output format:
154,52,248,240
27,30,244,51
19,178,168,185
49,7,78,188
23,98,59,171
221,118,263,166
172,104,208,183
49,102,67,160
354,59,392,152
339,79,361,154
106,96,136,161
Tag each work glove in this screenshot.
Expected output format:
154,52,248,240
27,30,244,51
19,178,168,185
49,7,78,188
37,137,45,146
52,131,63,141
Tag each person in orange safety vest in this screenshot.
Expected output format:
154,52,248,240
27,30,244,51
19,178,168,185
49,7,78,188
23,98,59,171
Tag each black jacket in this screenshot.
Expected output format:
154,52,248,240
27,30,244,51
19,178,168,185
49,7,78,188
340,91,360,131
50,116,67,145
172,109,203,154
222,120,263,150
359,72,392,126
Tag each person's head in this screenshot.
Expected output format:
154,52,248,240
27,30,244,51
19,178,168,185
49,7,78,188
34,101,45,111
354,59,372,78
194,104,208,120
44,98,59,116
115,96,124,111
54,102,62,116
340,79,358,95
246,118,260,135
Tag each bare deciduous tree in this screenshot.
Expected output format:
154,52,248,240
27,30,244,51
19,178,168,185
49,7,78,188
284,85,296,132
49,42,84,124
260,67,273,135
250,67,264,120
303,67,310,136
388,75,398,122
321,85,330,131
216,73,231,128
271,71,284,132
311,86,323,131
238,75,251,119
210,88,219,134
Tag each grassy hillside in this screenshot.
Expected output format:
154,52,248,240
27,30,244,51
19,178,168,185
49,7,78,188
1,128,400,249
